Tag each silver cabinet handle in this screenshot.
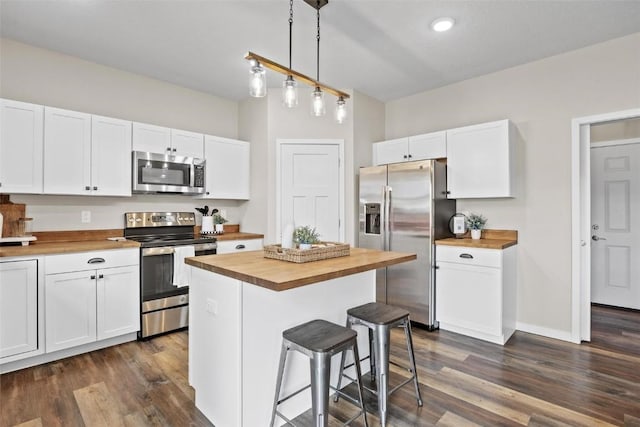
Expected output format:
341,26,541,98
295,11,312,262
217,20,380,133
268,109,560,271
85,186,91,190
459,253,473,259
235,244,246,250
592,235,607,241
88,257,105,264
93,186,98,191
98,274,104,279
90,275,96,280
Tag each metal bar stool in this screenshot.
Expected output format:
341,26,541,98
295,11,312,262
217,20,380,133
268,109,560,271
335,302,423,426
270,319,369,427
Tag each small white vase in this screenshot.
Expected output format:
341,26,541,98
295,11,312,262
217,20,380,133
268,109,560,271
471,229,482,240
215,223,224,233
299,243,312,250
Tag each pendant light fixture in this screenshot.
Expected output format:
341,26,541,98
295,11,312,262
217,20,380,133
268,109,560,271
282,0,298,108
245,0,349,123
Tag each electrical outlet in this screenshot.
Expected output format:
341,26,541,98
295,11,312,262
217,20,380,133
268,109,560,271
81,210,91,223
206,298,218,315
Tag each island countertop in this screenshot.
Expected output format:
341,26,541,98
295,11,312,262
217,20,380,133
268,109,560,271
185,247,416,291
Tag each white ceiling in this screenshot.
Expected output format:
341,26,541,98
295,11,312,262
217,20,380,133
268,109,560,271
1,0,639,102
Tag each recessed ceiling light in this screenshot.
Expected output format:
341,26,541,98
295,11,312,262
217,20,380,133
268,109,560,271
431,17,455,32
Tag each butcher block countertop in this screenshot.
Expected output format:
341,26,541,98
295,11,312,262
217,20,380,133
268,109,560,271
0,239,140,257
215,232,264,241
436,229,518,250
185,247,416,292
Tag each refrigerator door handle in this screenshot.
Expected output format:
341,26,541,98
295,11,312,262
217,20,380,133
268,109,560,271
385,185,392,251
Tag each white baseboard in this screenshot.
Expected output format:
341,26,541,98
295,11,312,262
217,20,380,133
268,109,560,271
515,322,577,344
0,333,137,374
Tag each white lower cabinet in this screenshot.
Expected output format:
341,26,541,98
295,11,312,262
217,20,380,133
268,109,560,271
435,245,516,345
216,238,263,254
0,259,39,359
45,249,139,353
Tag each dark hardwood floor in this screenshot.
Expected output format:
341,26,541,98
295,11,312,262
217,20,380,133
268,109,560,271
1,305,639,426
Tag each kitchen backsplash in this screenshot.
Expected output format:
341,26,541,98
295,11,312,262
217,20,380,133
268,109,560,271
11,194,243,231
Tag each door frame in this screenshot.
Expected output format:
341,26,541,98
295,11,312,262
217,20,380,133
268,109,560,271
571,107,640,343
275,139,345,244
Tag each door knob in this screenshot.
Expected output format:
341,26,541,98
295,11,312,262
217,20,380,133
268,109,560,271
592,235,607,241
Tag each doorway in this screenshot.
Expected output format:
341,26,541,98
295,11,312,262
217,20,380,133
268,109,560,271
572,108,640,343
276,139,345,244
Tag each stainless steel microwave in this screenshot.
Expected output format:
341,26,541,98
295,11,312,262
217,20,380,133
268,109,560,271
132,151,205,194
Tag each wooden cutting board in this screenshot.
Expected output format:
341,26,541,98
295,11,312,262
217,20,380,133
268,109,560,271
0,196,26,237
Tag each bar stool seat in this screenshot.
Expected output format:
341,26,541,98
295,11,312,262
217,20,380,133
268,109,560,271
270,319,368,427
336,302,423,427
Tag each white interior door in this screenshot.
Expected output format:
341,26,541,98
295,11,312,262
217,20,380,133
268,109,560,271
590,142,640,309
280,142,342,243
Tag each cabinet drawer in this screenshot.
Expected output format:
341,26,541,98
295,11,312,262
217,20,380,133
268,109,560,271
45,248,139,275
436,245,502,268
216,239,263,254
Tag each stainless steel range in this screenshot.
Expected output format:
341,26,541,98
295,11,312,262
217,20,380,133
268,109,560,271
124,212,217,339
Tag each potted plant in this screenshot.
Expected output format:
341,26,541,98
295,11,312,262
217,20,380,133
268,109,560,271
212,211,228,232
465,213,487,240
293,225,320,250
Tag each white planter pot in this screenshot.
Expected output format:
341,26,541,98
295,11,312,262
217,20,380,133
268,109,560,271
471,229,482,240
215,223,224,233
299,243,312,250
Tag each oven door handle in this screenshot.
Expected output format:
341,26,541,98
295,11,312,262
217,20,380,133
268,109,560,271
142,247,175,257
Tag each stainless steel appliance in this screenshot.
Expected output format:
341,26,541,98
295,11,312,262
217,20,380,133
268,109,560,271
358,160,455,329
132,151,206,195
124,212,217,339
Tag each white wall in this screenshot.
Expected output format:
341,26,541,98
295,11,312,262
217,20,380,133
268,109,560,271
385,32,640,338
0,38,247,231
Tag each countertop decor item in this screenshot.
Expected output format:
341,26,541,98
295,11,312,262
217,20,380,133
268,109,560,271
293,225,320,249
263,242,349,263
466,213,487,239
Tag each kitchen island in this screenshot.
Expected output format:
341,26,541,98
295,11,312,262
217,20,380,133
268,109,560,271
185,247,416,427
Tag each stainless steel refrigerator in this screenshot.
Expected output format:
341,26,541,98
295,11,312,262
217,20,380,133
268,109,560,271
358,160,455,329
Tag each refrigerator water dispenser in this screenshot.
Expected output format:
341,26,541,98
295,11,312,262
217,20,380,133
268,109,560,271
365,203,381,235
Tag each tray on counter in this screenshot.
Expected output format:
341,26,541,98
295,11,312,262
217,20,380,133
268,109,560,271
263,242,350,263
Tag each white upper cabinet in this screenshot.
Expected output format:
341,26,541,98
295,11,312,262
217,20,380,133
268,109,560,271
408,131,447,160
44,108,131,196
373,131,446,165
171,129,204,158
446,119,514,198
43,107,92,195
132,122,171,154
373,137,408,165
201,136,250,200
0,99,44,194
91,115,132,196
133,123,203,158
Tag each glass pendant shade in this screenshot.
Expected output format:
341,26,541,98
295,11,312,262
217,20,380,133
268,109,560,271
335,96,347,124
310,87,325,117
249,63,266,98
282,75,298,108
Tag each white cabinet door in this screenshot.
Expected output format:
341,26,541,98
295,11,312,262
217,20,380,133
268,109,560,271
0,259,38,358
171,129,204,158
372,137,408,165
0,99,44,194
408,131,446,160
446,119,514,198
96,265,139,340
45,270,97,352
202,136,250,199
43,107,92,195
216,239,263,254
91,115,132,196
436,261,502,336
132,122,171,154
